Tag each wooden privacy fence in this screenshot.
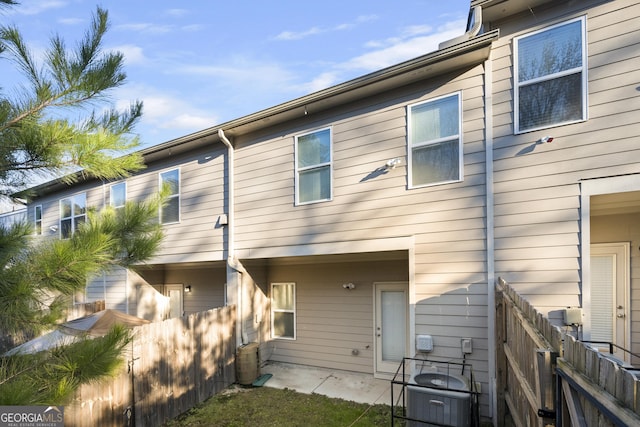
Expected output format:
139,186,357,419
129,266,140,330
496,278,640,426
67,300,106,321
65,305,237,427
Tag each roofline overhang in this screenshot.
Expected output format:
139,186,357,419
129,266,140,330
26,29,499,198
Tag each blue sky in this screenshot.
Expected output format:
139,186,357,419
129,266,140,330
2,0,472,149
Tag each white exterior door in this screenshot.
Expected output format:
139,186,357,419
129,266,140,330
374,282,408,376
165,284,184,318
591,243,630,362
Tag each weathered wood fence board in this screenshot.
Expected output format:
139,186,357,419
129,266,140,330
66,305,236,427
496,278,640,426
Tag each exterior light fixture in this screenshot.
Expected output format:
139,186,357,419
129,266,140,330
184,285,192,293
539,136,554,144
385,158,402,170
342,283,355,290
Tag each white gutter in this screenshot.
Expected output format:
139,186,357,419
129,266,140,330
217,129,249,345
484,52,497,424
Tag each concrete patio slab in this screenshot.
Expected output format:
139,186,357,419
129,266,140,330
260,361,397,405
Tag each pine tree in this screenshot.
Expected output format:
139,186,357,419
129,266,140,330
0,3,164,405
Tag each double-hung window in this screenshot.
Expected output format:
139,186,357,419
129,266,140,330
295,127,332,205
514,16,587,133
408,92,463,188
160,168,180,224
34,205,42,235
110,182,126,211
271,282,296,339
60,193,86,238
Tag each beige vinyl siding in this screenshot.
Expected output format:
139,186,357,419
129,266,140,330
127,146,227,263
234,66,486,249
85,267,129,312
490,0,640,317
266,258,408,374
163,265,226,314
235,63,489,413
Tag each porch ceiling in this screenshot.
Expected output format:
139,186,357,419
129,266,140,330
591,191,640,216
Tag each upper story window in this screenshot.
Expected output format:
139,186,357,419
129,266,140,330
60,193,86,239
159,168,180,224
110,182,126,210
271,282,296,340
514,16,587,133
295,127,332,205
34,205,42,235
408,92,463,188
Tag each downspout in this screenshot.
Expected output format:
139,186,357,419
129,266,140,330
218,129,249,345
484,52,497,424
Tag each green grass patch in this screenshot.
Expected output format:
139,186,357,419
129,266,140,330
164,386,400,427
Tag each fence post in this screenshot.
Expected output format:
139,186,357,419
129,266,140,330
495,279,506,426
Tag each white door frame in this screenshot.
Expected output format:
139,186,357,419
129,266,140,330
164,284,184,318
590,243,630,361
374,281,409,377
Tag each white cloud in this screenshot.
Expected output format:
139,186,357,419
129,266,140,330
275,27,323,41
165,9,189,17
114,85,218,138
111,45,147,66
341,19,466,72
177,57,296,89
9,0,67,15
274,14,376,41
115,23,174,35
299,72,341,93
182,24,205,32
58,17,84,26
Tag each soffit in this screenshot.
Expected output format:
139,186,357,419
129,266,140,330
471,0,556,23
591,191,640,216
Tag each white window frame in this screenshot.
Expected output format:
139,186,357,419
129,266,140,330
59,193,86,239
271,282,296,340
513,16,587,133
110,182,126,210
159,168,180,224
34,205,42,235
407,92,463,189
294,127,333,205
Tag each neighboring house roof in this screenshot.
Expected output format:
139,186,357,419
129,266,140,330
25,27,499,198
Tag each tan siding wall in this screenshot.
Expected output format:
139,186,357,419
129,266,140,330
265,259,408,374
164,266,226,314
234,64,489,413
85,268,128,312
138,146,227,263
490,0,640,315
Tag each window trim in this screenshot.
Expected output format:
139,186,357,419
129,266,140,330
110,181,126,210
159,167,181,224
294,126,333,206
270,282,297,340
59,193,86,239
407,91,464,189
513,16,588,134
34,205,42,235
